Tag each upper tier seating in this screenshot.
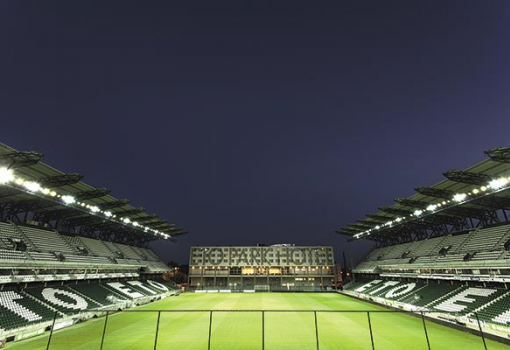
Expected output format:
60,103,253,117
0,222,32,250
460,226,510,253
354,223,510,273
17,225,77,254
0,249,28,261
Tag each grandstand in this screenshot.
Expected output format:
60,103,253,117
0,142,183,344
338,147,510,341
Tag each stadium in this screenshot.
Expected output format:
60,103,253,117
2,142,510,350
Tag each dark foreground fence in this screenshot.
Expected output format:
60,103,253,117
44,309,491,350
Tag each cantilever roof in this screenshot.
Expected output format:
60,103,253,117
0,142,186,244
337,148,510,245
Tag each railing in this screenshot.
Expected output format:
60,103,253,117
41,309,494,350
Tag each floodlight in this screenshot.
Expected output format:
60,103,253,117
104,211,112,217
0,167,14,184
42,188,50,195
472,189,479,194
489,178,508,190
414,210,423,216
122,218,131,224
426,204,437,211
89,206,100,213
24,181,41,192
61,195,76,204
453,193,467,202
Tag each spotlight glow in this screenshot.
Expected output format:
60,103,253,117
453,193,467,202
489,178,508,190
24,181,41,192
0,167,14,184
426,204,437,211
61,195,76,204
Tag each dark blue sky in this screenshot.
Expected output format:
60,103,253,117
1,1,509,265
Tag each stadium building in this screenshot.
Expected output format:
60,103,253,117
0,142,185,344
338,147,510,341
188,245,336,291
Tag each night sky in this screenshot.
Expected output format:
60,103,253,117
1,1,510,266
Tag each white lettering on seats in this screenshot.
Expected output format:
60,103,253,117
0,291,42,321
434,288,497,312
385,283,417,299
146,280,169,292
106,282,144,298
354,280,382,293
127,281,156,295
41,288,88,310
493,310,510,325
368,281,399,295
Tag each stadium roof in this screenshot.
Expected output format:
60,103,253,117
337,147,510,245
0,142,187,245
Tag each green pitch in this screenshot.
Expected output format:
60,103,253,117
6,292,509,350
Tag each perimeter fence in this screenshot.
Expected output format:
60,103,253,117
44,309,491,350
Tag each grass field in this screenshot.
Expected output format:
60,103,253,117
6,292,510,350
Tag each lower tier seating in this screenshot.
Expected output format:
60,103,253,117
0,279,175,332
344,278,510,328
23,286,103,314
0,290,57,331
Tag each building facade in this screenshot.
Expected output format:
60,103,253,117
188,245,336,291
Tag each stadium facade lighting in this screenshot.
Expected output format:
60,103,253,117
0,167,172,239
